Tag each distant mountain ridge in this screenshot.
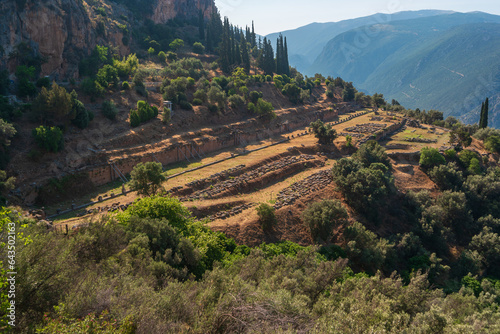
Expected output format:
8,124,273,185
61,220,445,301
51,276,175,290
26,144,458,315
307,12,500,126
269,10,500,127
266,10,453,73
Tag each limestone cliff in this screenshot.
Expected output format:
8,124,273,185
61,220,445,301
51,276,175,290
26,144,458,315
152,0,216,24
0,0,217,80
0,0,128,79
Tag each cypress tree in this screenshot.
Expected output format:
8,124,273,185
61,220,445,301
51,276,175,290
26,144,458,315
198,10,205,41
241,34,250,73
284,37,290,76
235,43,242,66
206,25,212,51
276,35,282,75
251,21,256,47
479,102,485,128
484,97,489,128
479,98,489,129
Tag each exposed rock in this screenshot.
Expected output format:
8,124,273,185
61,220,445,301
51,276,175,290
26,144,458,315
152,0,215,24
0,0,129,79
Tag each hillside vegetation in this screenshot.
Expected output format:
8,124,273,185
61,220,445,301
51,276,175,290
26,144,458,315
2,2,500,333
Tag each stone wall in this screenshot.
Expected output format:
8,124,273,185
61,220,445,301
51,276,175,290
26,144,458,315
85,107,340,186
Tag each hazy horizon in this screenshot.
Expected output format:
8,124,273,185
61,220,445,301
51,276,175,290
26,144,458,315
214,0,500,35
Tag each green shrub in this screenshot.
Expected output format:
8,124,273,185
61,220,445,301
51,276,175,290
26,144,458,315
256,203,277,232
129,109,140,127
15,65,36,98
36,77,50,88
228,94,245,108
428,162,463,191
129,162,166,197
122,81,130,90
249,91,262,104
96,64,119,88
458,150,481,170
247,102,256,113
484,134,500,153
101,100,118,120
179,100,192,110
344,221,394,273
444,148,457,160
302,200,348,242
256,98,275,119
81,78,105,98
192,98,203,106
353,140,391,168
166,51,177,61
169,39,184,51
70,99,90,129
332,159,394,220
157,51,166,63
32,126,64,152
193,89,207,103
192,42,205,54
162,106,171,124
208,104,218,113
419,147,446,169
310,119,337,145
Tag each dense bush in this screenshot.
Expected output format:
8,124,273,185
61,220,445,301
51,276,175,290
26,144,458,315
249,90,262,103
310,119,337,145
344,221,394,273
228,94,245,108
4,192,500,333
192,42,205,54
255,98,275,119
32,126,64,152
458,150,482,172
129,100,158,127
353,140,391,168
15,65,36,98
70,91,92,129
101,100,118,120
129,162,165,196
302,200,348,242
428,162,464,191
256,203,277,232
419,147,445,169
333,159,395,220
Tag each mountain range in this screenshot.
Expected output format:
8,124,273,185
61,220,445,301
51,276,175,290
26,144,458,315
267,11,500,127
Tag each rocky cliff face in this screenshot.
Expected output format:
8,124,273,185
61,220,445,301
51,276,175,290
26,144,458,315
0,0,216,80
152,0,216,24
0,0,126,79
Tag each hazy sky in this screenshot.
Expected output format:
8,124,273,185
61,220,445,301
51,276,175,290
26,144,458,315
214,0,500,35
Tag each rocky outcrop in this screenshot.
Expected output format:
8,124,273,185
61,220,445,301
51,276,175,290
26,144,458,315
152,0,216,24
0,0,217,79
0,0,128,79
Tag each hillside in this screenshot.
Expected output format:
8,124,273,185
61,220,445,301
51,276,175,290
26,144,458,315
266,10,451,73
0,0,215,79
307,12,500,126
2,2,500,333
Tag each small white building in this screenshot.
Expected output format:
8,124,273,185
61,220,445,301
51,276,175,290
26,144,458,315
163,101,173,116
